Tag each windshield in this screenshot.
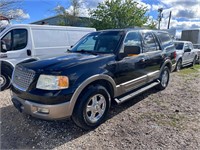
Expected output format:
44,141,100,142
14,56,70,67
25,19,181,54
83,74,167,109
0,27,5,33
70,31,123,54
174,43,184,50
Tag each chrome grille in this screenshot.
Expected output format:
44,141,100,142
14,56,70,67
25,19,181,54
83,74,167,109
12,65,35,91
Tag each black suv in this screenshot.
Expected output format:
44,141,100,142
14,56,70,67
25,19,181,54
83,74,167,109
11,29,176,130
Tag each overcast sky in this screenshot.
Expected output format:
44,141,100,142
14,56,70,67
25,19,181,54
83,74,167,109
3,0,200,36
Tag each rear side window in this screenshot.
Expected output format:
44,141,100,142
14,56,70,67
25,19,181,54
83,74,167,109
175,43,184,50
141,32,159,52
1,29,28,51
156,32,174,50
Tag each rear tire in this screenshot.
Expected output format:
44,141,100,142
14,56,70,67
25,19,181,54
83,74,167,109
156,66,170,90
72,85,111,130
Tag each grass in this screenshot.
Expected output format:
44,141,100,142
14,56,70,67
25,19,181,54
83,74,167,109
178,65,200,76
138,112,187,130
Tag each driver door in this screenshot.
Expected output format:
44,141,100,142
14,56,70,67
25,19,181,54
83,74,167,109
115,31,148,92
182,43,190,65
0,28,31,61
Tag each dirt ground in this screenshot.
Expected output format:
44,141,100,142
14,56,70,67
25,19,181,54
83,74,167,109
0,65,200,150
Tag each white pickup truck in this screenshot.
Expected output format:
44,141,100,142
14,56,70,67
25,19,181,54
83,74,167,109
174,41,199,71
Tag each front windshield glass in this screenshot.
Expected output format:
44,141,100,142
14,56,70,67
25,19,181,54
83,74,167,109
174,43,184,50
0,27,5,33
71,31,123,53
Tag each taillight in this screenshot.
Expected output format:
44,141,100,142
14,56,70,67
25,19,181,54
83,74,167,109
174,51,177,59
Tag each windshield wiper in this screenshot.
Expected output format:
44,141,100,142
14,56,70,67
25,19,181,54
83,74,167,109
76,49,98,55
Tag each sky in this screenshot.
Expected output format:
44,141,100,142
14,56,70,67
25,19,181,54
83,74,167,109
2,0,200,37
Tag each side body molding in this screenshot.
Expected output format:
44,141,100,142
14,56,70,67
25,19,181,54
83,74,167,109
67,74,117,116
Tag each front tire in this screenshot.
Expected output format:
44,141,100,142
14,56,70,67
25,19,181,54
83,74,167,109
175,59,182,71
72,85,111,130
156,66,170,90
0,72,10,91
191,56,197,66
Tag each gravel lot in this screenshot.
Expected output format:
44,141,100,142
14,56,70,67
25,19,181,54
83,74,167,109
1,65,200,150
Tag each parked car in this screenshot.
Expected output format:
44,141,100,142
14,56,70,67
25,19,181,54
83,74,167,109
0,24,96,91
11,29,176,130
174,41,198,71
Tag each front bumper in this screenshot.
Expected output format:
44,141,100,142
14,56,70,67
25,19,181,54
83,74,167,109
11,94,73,120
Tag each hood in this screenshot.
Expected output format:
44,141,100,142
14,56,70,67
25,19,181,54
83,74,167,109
175,50,183,54
21,52,115,72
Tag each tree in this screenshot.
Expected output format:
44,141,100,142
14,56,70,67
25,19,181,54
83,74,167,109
55,0,81,26
90,0,151,30
0,0,28,22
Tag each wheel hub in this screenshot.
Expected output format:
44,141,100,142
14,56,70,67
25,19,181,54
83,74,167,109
0,75,6,87
161,70,168,87
86,94,106,123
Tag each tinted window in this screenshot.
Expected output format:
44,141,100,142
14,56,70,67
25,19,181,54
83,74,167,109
71,31,123,53
156,32,174,51
1,29,28,51
0,27,5,33
1,31,12,51
175,43,184,50
124,32,141,47
142,32,158,52
13,29,28,50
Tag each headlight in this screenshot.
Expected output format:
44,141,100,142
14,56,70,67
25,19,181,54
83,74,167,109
36,75,69,90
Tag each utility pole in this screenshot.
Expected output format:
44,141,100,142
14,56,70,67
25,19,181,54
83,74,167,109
167,11,172,29
158,8,163,30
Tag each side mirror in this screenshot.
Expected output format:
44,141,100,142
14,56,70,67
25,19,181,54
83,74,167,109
124,45,141,56
184,48,191,53
1,40,7,53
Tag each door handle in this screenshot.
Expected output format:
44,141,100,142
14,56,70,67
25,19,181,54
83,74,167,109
27,49,31,56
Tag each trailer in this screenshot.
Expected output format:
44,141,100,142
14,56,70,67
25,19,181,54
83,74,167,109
181,29,200,44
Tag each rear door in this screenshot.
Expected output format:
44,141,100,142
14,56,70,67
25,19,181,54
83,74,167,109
141,31,163,82
0,28,31,61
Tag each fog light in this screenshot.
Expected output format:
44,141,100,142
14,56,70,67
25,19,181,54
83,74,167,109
37,107,49,114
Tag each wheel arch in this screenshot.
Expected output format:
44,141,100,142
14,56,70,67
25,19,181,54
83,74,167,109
68,74,117,116
0,61,14,77
160,59,172,74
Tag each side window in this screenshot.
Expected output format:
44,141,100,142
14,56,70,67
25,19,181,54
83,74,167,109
188,43,193,49
156,32,174,51
124,32,141,47
121,32,141,56
1,31,12,51
184,43,189,50
13,29,28,50
142,32,159,52
1,29,27,51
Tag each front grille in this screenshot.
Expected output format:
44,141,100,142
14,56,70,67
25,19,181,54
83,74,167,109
12,65,35,91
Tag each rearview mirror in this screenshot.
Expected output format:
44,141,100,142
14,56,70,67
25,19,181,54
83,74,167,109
124,45,141,56
184,48,191,53
1,40,7,53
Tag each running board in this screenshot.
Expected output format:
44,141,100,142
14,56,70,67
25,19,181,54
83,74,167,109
115,81,160,104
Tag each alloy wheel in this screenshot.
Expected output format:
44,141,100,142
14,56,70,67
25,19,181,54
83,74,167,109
86,94,106,123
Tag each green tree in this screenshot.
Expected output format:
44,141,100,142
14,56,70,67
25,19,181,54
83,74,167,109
90,0,150,30
55,0,81,26
0,0,28,23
